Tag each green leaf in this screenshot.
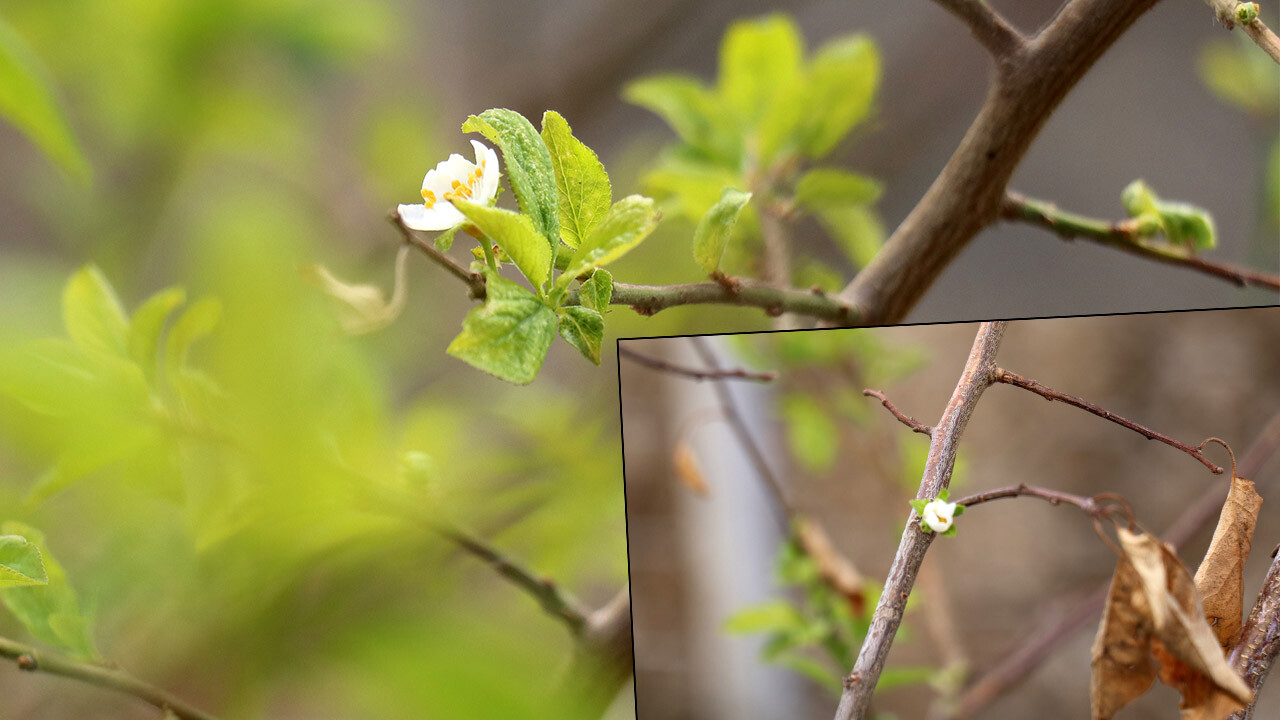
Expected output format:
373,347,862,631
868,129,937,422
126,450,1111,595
815,205,885,269
941,525,958,538
164,297,220,373
624,75,736,162
0,535,47,588
693,187,752,273
643,155,743,224
63,266,129,357
0,17,89,181
783,393,838,472
724,600,805,634
787,35,880,159
907,498,928,514
435,225,458,252
774,652,842,695
127,287,186,379
719,14,803,127
454,200,553,288
446,272,557,384
876,665,939,691
557,195,660,288
557,306,604,365
540,111,611,248
578,268,613,312
952,505,966,517
462,109,560,246
795,168,882,210
1120,180,1217,251
0,522,96,659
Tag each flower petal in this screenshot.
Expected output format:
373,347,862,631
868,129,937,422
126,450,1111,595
398,202,465,232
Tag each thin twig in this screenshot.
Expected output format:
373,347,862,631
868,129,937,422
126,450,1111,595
0,637,218,720
930,0,1026,58
619,346,776,383
1205,0,1280,65
594,279,861,325
834,322,1008,720
390,212,487,299
993,368,1225,474
951,483,1110,517
863,389,933,435
435,524,589,635
1002,192,1280,292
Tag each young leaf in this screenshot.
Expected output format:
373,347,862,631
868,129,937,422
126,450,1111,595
693,188,752,274
1092,555,1157,720
127,287,185,377
783,393,837,472
1193,472,1262,652
793,35,880,159
724,600,805,635
0,17,89,181
557,195,660,288
454,200,553,289
815,206,885,270
462,109,560,246
1120,180,1217,251
446,271,557,384
0,522,96,659
794,168,883,210
435,225,458,252
643,155,742,224
63,266,129,357
0,535,47,588
557,305,604,365
540,110,611,248
164,297,221,373
718,14,803,128
624,75,734,161
578,268,613,312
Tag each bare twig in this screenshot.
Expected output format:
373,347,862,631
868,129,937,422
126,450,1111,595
0,637,218,720
1230,552,1280,719
435,524,589,635
864,389,933,435
619,346,776,383
1002,192,1280,293
390,213,487,299
950,483,1121,519
930,0,1026,58
993,368,1225,474
834,322,1008,719
1205,0,1280,65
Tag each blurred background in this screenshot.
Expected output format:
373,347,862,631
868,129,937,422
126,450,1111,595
620,308,1280,719
0,0,1275,718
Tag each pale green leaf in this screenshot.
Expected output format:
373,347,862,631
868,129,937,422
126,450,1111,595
643,155,743,224
0,17,89,181
435,225,458,252
783,393,837,472
164,297,220,373
127,287,185,378
540,110,611,248
446,272,557,384
578,268,613,312
0,535,47,588
693,187,752,273
724,600,805,634
816,205,885,269
876,665,938,691
557,306,603,365
719,14,803,127
462,109,561,247
792,35,880,159
557,195,660,288
624,75,736,162
1121,180,1217,251
62,266,129,357
454,200,553,288
795,168,882,210
0,522,96,659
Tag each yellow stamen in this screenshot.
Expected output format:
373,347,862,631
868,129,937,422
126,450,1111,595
421,189,437,208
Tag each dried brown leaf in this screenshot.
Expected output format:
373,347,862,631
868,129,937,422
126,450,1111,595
795,516,865,614
1091,556,1156,719
673,442,709,497
1118,528,1252,716
1194,474,1263,652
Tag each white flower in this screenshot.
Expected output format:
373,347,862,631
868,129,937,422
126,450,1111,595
921,499,957,534
397,139,500,231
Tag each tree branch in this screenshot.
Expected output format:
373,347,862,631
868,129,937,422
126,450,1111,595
834,321,1008,719
930,0,1026,58
1229,550,1280,719
0,637,217,720
619,345,776,382
841,0,1164,324
1205,0,1280,64
390,213,487,299
593,279,860,325
1002,192,1280,292
863,389,933,435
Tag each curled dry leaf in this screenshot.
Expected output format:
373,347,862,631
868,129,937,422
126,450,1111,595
673,441,710,497
1091,555,1156,719
1193,473,1263,652
795,516,865,615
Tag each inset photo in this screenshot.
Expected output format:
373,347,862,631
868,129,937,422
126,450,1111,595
619,308,1280,719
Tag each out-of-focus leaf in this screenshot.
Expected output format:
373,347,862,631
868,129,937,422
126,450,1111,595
462,109,560,246
692,187,752,274
816,206,885,270
795,168,882,210
301,246,408,336
719,15,803,128
876,665,939,691
783,393,837,472
540,110,611,248
557,306,603,365
724,600,805,635
63,266,129,357
455,201,553,290
0,535,47,588
0,522,96,659
165,297,221,373
127,287,185,377
1193,472,1262,652
1197,36,1280,117
577,268,612,312
624,75,737,163
0,16,89,181
557,195,659,287
446,272,556,384
643,155,743,224
794,35,879,158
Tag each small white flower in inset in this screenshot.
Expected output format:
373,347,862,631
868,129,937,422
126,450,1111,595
398,139,500,231
921,499,957,534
